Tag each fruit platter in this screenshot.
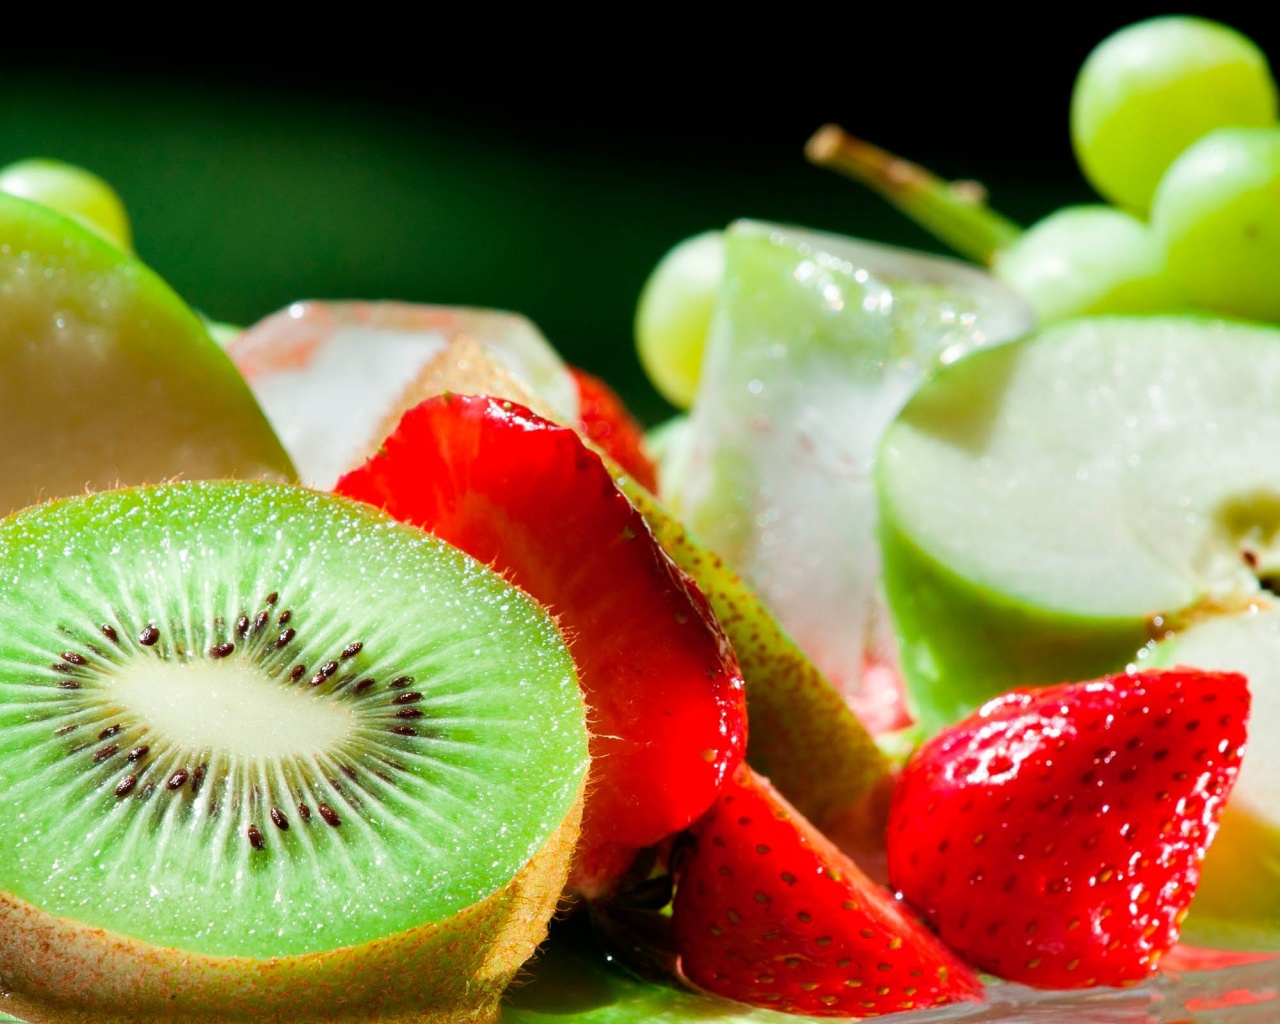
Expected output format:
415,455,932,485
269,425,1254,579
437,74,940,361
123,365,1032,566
2,15,1280,1023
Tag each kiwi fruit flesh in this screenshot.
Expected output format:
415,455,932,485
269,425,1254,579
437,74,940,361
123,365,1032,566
0,481,589,1022
0,193,294,516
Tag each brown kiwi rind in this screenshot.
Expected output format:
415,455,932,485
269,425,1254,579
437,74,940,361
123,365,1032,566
0,481,590,1022
0,787,582,1024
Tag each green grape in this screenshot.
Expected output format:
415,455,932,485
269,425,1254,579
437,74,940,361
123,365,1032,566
1071,16,1278,215
1152,126,1280,323
994,205,1182,323
0,158,133,251
634,230,724,409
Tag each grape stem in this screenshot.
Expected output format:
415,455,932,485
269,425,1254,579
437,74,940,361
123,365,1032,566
806,125,1022,266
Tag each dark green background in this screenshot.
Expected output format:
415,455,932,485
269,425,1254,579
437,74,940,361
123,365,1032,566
4,8,1275,424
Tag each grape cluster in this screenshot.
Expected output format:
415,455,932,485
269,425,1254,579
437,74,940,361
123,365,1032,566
1038,16,1280,323
637,16,1280,407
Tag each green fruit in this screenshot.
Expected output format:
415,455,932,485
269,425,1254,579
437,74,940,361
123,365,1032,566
231,304,894,857
879,315,1280,944
635,230,724,409
0,481,589,1022
1071,16,1278,214
1152,126,1280,322
994,206,1182,323
0,192,293,513
1149,613,1280,948
0,158,133,251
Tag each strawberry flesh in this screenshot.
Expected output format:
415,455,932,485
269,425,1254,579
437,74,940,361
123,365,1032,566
572,367,659,492
673,763,983,1017
335,393,747,895
888,669,1250,989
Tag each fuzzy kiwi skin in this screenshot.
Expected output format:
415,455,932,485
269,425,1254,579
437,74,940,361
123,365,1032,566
0,781,582,1024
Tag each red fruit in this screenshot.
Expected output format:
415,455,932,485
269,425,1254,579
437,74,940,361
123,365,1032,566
888,669,1250,989
572,367,659,492
673,764,983,1017
336,393,746,896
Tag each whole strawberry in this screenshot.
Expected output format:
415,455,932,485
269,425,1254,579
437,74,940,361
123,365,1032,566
888,669,1249,989
673,763,983,1017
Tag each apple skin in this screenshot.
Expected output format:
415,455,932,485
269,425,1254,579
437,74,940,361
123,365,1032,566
880,510,1150,733
876,328,1150,733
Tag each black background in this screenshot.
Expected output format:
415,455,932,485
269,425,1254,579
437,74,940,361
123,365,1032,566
3,8,1276,421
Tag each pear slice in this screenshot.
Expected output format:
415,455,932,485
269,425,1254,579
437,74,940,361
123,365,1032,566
879,314,1280,945
0,193,293,512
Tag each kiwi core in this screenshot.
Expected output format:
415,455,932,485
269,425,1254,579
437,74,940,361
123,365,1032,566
111,660,355,759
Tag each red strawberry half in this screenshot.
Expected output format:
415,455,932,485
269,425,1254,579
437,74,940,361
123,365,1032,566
336,393,747,896
673,763,983,1017
571,366,659,492
888,669,1250,989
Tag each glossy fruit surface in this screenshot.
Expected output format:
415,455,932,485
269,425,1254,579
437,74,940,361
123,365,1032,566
635,230,724,409
0,481,589,1023
1071,16,1278,214
994,205,1181,323
674,764,983,1017
0,192,293,516
1152,126,1280,322
889,670,1248,988
0,157,132,250
572,366,658,491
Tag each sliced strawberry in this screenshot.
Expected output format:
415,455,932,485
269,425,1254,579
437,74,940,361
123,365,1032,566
335,393,747,896
888,669,1250,989
571,367,659,492
672,763,983,1017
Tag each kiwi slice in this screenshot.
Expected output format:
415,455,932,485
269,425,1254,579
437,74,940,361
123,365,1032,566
0,481,589,1023
0,192,294,516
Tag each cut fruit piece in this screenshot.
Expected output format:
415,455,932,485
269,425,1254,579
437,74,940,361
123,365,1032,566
0,193,293,515
878,314,1280,944
667,219,1031,726
889,670,1248,988
0,481,589,1022
335,395,747,896
572,366,658,492
1152,614,1280,948
616,474,896,859
228,300,580,488
673,764,983,1017
234,311,893,860
423,346,899,853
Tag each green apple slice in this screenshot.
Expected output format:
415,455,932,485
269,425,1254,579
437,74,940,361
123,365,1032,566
879,315,1280,945
880,315,1280,727
0,192,293,512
